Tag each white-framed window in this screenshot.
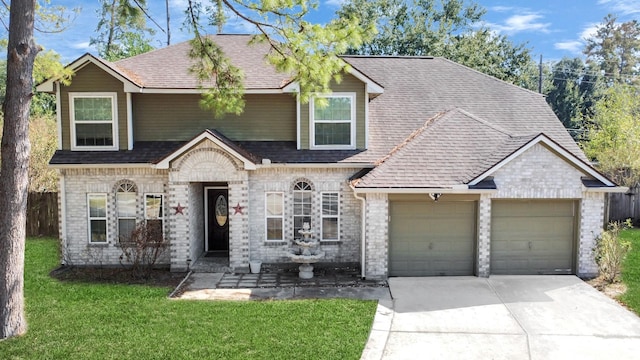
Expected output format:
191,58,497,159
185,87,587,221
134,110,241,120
293,181,312,239
265,192,284,241
116,182,136,243
145,194,164,239
310,93,356,149
321,192,339,241
87,193,107,243
69,92,118,150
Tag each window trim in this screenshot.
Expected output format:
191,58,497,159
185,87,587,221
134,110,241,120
309,92,356,150
69,92,119,151
87,193,108,244
265,192,284,242
320,192,340,241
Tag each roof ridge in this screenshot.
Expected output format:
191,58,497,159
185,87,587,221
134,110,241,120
453,108,514,137
374,110,449,167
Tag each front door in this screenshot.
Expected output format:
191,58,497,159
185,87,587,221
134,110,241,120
206,187,229,255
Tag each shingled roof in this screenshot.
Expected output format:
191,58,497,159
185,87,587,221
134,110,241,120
48,36,601,188
352,108,536,188
341,56,587,165
115,34,291,90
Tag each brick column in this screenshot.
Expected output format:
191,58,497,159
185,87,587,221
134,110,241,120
476,194,492,277
168,180,190,271
579,192,605,277
365,193,388,279
229,179,250,271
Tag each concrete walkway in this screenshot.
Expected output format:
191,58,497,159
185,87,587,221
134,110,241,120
174,272,390,301
367,276,640,360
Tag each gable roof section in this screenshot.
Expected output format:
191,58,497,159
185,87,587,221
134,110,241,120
353,108,515,188
154,129,258,170
353,108,616,190
36,53,143,93
38,35,383,95
468,133,616,187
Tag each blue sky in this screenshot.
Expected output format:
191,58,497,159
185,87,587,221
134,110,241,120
26,0,640,63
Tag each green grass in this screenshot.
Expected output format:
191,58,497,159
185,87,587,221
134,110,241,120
0,239,377,359
620,228,640,313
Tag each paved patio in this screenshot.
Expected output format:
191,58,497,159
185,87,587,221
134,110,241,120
173,270,390,301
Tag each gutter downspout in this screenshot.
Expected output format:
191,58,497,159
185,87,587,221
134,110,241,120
351,184,367,279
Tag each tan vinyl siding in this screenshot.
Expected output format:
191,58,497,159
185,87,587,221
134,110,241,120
60,63,128,150
300,74,367,149
132,93,296,141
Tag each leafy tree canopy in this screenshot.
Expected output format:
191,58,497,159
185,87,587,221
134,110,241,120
183,0,375,117
90,0,155,61
583,83,640,186
336,0,535,88
584,14,640,85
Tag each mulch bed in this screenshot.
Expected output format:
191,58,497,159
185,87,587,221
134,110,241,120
50,265,188,288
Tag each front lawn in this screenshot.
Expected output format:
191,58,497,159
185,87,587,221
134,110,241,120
620,228,640,314
0,239,376,359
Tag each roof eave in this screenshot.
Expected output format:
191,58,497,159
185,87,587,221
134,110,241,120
36,53,142,93
154,130,257,170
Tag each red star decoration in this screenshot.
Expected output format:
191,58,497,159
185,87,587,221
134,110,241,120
232,203,244,215
174,203,186,215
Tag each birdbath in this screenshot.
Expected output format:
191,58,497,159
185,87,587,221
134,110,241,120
287,222,324,279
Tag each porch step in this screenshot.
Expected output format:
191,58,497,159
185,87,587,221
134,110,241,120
191,257,232,273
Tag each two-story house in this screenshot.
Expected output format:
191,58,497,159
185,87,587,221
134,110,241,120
37,34,621,279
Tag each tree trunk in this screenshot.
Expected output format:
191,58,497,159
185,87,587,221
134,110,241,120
0,0,39,340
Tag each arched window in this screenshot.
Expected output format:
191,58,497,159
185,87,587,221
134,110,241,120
293,181,312,239
116,181,137,243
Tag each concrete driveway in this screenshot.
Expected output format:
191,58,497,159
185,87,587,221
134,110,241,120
365,276,640,360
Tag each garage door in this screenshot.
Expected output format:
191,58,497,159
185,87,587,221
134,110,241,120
389,200,476,276
491,200,576,275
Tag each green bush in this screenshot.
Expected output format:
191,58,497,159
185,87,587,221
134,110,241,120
593,221,632,283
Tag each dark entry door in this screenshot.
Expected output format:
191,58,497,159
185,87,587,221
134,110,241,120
207,188,229,255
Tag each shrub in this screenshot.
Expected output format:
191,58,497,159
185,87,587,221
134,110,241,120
119,221,168,277
593,221,632,283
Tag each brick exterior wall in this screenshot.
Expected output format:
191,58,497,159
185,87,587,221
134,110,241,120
247,168,362,264
59,140,363,272
59,168,169,266
58,141,607,278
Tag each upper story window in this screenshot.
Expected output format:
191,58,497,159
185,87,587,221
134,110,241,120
310,93,356,149
69,92,118,150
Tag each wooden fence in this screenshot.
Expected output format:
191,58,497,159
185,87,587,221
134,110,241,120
26,192,58,237
607,185,640,225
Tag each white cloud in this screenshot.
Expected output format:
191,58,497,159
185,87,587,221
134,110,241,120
554,41,583,53
597,0,640,15
580,24,600,41
326,0,347,7
70,41,92,51
488,13,551,34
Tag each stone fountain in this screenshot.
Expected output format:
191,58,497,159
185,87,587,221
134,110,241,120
287,222,324,279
